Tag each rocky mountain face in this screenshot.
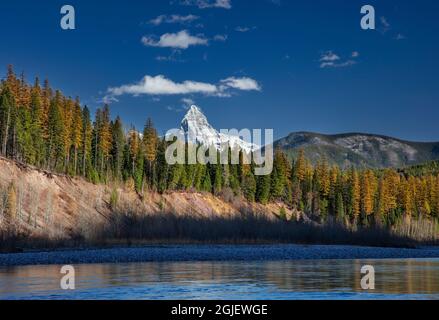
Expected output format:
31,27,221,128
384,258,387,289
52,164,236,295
274,132,439,168
179,105,259,153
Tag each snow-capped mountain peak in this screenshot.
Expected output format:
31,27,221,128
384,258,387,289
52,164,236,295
180,105,259,153
182,105,208,124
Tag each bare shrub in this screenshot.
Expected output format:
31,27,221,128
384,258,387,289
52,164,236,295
393,217,439,242
0,184,8,219
219,187,236,204
6,182,17,220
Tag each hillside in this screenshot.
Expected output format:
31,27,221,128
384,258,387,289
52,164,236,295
398,160,439,177
274,132,439,168
0,157,438,249
0,157,290,242
0,67,438,248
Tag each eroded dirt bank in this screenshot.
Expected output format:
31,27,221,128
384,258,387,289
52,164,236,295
0,157,292,241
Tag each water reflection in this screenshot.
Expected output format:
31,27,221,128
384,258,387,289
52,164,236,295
0,259,438,299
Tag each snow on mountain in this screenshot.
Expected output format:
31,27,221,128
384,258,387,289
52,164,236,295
178,105,259,153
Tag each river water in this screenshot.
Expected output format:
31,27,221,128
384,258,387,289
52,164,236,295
0,258,438,299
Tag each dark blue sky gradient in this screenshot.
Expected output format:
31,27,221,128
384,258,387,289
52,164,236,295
0,0,438,141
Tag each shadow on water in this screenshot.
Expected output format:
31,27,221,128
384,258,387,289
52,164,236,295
0,259,439,299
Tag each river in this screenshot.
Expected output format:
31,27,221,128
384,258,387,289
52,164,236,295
1,258,439,299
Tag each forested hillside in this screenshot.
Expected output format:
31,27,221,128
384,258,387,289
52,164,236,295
1,65,438,233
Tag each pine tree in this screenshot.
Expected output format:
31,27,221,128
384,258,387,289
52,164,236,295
213,163,223,195
46,91,65,170
155,138,169,193
5,65,20,105
16,105,33,163
30,78,44,166
0,87,15,156
17,72,31,109
229,153,240,193
348,168,361,220
111,116,125,181
295,149,306,183
193,163,204,191
336,192,345,224
256,174,271,204
134,147,144,193
242,172,256,202
70,98,83,175
128,128,140,176
361,169,376,216
142,117,158,189
202,165,212,192
328,165,340,216
61,97,73,171
98,105,112,178
399,177,414,216
81,106,93,177
318,157,330,198
41,79,52,141
270,150,292,202
168,163,184,190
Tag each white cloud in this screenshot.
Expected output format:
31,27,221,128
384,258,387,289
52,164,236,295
141,30,208,49
167,104,190,112
101,95,119,104
380,16,391,32
105,75,261,101
179,0,232,9
235,26,256,32
320,51,358,69
395,33,406,40
181,98,195,106
155,49,184,62
320,60,356,69
108,75,217,96
220,77,261,91
213,34,228,42
156,55,173,61
320,51,340,62
149,14,199,26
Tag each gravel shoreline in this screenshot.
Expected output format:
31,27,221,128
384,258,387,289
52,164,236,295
1,245,439,266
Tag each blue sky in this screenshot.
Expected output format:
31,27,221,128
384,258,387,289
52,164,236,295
0,0,438,141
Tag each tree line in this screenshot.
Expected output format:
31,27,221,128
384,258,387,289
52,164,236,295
1,65,438,228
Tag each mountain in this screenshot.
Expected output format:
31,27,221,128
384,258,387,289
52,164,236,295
178,105,259,153
274,132,439,169
174,107,439,169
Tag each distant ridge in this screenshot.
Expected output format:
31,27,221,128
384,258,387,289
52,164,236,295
274,131,439,168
